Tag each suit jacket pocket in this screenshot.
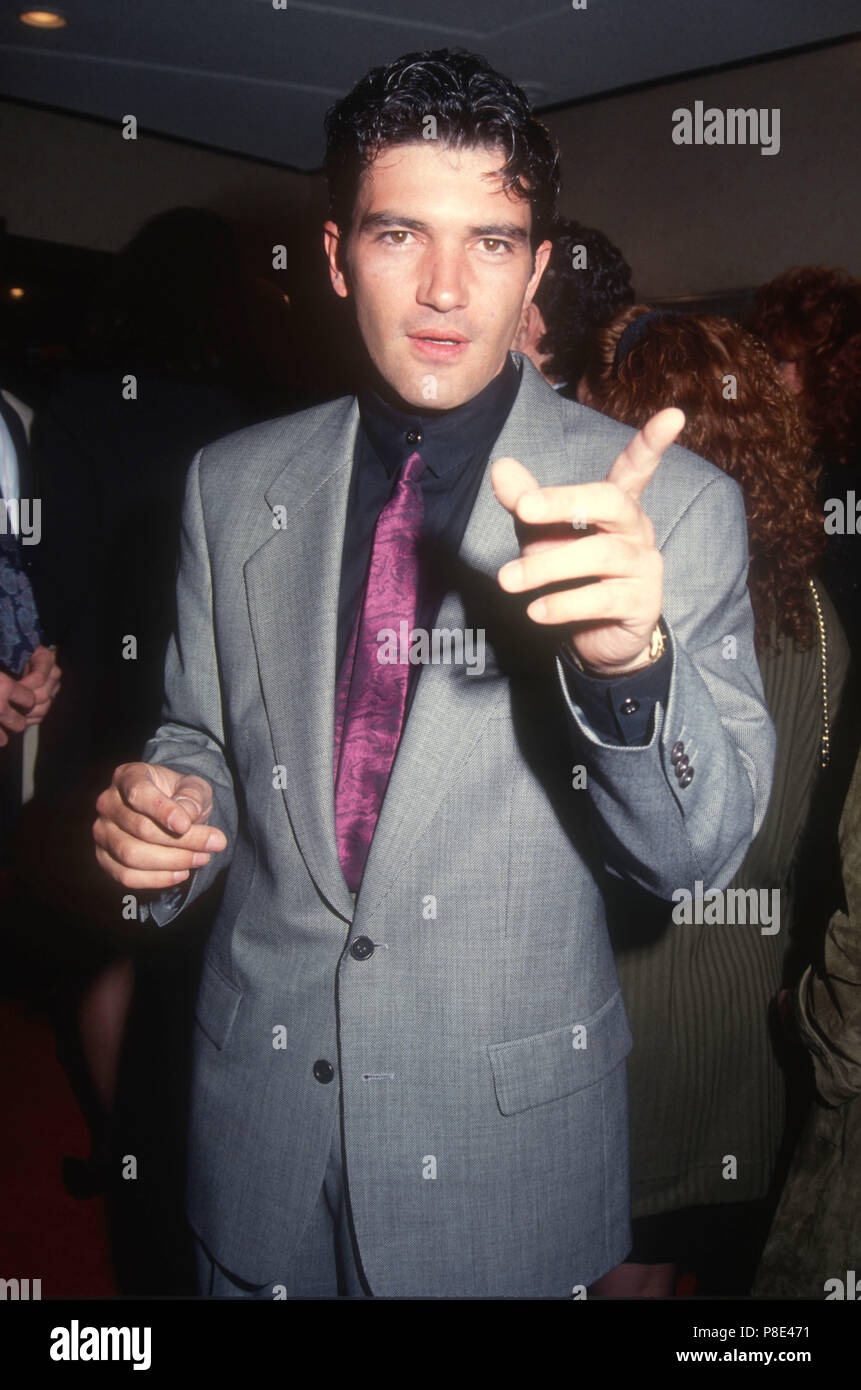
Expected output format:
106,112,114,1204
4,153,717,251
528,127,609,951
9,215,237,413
488,990,633,1116
195,955,243,1052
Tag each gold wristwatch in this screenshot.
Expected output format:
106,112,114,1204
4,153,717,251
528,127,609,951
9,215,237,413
563,618,667,679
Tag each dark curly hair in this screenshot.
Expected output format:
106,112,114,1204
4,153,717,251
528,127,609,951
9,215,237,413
583,306,823,652
323,49,560,256
748,266,861,467
532,217,635,382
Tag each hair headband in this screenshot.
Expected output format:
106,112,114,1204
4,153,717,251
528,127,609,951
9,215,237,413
614,309,683,368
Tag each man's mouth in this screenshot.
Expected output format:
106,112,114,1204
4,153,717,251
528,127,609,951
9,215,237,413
409,331,469,344
407,331,470,359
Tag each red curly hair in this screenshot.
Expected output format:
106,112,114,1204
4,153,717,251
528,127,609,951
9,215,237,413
582,306,823,652
748,266,861,467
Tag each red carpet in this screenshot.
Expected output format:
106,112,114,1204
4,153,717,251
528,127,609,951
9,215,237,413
0,999,117,1297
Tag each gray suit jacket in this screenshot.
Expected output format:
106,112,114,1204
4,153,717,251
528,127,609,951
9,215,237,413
141,353,774,1296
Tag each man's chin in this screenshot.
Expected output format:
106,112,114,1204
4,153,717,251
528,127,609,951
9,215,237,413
377,363,496,413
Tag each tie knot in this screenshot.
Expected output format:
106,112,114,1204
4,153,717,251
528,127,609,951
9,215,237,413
400,450,425,486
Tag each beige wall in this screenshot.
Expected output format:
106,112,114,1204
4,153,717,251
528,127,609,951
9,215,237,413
0,100,314,252
544,39,861,297
2,37,858,296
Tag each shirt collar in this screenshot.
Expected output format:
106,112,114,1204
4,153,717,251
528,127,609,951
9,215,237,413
358,352,522,479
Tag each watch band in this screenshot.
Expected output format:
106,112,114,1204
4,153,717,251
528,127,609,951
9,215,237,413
564,618,667,679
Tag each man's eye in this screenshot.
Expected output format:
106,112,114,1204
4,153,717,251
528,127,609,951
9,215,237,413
481,239,510,254
382,230,412,244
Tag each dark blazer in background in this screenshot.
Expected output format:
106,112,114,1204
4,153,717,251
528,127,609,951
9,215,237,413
29,365,252,804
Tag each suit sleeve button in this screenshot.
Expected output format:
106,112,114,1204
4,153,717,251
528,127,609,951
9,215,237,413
313,1059,335,1084
679,767,694,788
671,741,685,764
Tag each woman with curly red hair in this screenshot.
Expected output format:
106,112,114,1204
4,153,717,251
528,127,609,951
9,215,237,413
748,267,861,650
580,307,851,1297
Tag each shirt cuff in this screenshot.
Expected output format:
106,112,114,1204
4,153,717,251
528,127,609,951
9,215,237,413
558,646,672,745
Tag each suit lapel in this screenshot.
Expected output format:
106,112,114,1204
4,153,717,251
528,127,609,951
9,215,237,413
356,356,572,922
244,396,359,922
244,357,578,925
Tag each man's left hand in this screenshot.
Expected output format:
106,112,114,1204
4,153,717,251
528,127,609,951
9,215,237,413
491,408,685,676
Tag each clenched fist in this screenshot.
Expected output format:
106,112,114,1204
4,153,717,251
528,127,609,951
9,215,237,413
19,645,62,725
0,645,63,746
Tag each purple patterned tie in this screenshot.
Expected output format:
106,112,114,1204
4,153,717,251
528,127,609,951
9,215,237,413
334,450,425,892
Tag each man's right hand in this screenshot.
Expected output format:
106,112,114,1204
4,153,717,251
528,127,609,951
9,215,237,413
93,762,227,890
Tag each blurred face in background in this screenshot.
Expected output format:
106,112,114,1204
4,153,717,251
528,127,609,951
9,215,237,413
777,359,804,395
324,140,551,410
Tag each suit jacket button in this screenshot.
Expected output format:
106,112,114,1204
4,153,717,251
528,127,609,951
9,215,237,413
619,697,640,715
313,1059,335,1084
671,741,685,764
679,767,694,788
350,936,375,961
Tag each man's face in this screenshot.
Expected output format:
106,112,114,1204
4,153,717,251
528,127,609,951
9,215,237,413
324,140,552,410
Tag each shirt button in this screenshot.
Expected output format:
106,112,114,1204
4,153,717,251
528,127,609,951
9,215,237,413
313,1059,335,1084
350,936,375,961
679,767,694,788
620,697,640,716
671,741,685,764
406,429,422,445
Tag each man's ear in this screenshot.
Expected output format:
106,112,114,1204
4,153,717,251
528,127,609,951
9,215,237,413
524,238,552,306
323,221,350,299
513,301,538,353
514,300,548,355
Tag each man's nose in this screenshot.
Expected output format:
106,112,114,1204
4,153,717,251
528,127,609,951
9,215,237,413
416,247,469,312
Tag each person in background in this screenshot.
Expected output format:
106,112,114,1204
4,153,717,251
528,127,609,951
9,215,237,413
0,388,61,875
511,216,634,399
582,306,850,1296
748,267,861,656
754,735,861,1297
31,207,264,799
18,211,269,1282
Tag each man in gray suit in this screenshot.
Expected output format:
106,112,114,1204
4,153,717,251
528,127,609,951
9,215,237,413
93,49,774,1298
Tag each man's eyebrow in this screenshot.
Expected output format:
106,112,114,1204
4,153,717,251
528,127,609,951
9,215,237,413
468,222,529,243
358,211,529,242
359,212,430,234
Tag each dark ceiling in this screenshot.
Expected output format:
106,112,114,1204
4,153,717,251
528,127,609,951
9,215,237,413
1,1,858,167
